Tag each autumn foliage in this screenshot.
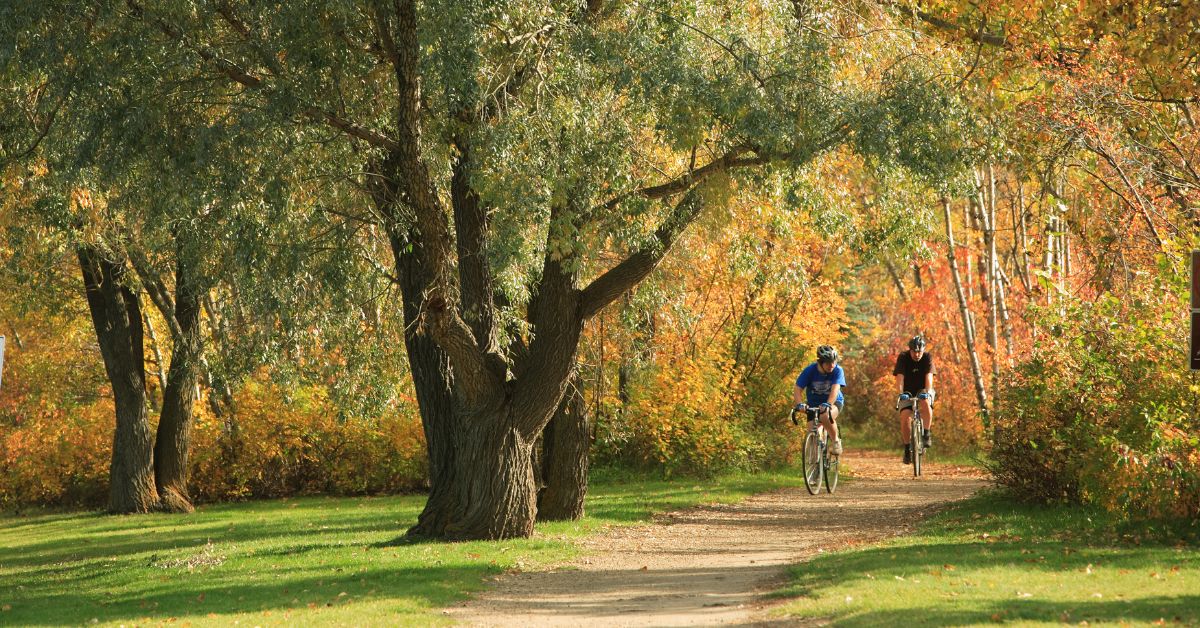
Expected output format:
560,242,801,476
0,313,428,508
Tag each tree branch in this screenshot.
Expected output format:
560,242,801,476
597,146,761,213
579,187,705,319
126,0,401,152
881,1,1008,48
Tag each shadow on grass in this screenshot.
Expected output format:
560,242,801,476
2,562,497,626
773,491,1200,625
0,510,413,569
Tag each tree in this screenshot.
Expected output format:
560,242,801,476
3,0,966,536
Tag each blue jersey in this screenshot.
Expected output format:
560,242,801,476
795,362,846,406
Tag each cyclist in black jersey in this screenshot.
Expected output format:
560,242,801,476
894,335,935,464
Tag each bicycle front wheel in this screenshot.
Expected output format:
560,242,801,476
802,431,822,495
911,416,923,477
824,449,839,493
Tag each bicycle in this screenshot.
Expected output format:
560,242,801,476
792,404,839,494
896,394,929,477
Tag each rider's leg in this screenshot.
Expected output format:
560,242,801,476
823,405,842,454
823,405,840,440
919,392,933,447
825,405,844,453
899,408,912,444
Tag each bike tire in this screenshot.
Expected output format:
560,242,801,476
824,448,839,493
802,430,822,495
911,416,923,477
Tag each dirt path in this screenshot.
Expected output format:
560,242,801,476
448,449,987,627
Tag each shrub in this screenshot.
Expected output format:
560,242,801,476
1,363,429,508
593,352,765,476
988,271,1199,521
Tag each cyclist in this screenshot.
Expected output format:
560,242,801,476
894,335,935,464
793,345,845,455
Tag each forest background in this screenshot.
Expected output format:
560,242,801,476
1,0,1197,533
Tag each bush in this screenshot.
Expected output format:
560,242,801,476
1,364,429,508
593,352,767,476
988,271,1199,521
188,379,428,502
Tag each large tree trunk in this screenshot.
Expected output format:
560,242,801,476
392,230,459,538
537,375,589,521
78,246,158,514
153,251,203,513
440,405,540,539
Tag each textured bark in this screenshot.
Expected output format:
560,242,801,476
438,405,539,539
375,194,459,537
537,376,589,521
153,251,203,513
78,246,158,514
398,243,458,537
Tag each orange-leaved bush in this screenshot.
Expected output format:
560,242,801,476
188,378,428,501
613,351,757,476
0,355,429,508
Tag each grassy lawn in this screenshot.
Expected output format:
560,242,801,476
0,468,805,626
771,490,1200,626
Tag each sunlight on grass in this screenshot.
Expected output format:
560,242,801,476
771,491,1200,626
0,467,805,626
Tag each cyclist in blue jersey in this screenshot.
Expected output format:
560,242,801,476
793,345,845,455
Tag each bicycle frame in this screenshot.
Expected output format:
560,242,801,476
897,396,926,476
795,404,839,494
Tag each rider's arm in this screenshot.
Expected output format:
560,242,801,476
827,383,841,406
924,355,935,392
794,385,805,406
895,373,905,394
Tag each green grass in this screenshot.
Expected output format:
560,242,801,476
771,490,1200,626
0,467,806,626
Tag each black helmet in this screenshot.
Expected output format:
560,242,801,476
816,345,839,364
908,335,926,351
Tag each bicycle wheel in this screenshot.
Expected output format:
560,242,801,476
911,415,923,477
802,430,822,494
824,447,839,493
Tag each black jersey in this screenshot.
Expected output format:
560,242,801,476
893,351,935,394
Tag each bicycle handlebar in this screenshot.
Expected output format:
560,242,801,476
895,393,930,410
791,404,828,424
